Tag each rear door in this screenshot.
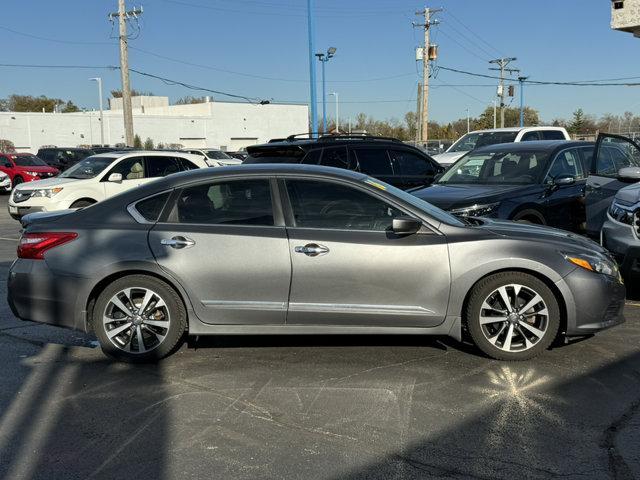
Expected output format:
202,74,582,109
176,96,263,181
350,147,396,186
282,177,450,327
148,177,291,325
389,148,438,189
585,134,640,236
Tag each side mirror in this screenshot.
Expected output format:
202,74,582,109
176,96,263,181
108,172,123,183
618,167,640,183
553,175,575,186
434,172,443,182
392,216,422,235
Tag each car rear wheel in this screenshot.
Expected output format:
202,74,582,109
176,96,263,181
93,275,187,362
465,272,560,361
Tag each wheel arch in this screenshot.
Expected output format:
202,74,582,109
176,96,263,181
460,267,568,339
85,269,192,334
69,197,98,208
509,206,547,224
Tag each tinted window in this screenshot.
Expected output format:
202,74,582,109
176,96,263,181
521,131,541,141
146,156,181,177
301,149,322,165
595,138,640,176
174,179,273,225
286,180,403,231
109,157,146,180
60,156,117,179
178,158,199,171
38,150,53,161
448,131,518,153
244,146,305,164
390,149,434,176
546,149,583,182
320,147,350,169
352,148,392,175
541,130,567,140
135,192,170,222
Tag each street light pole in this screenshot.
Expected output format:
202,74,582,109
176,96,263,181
518,76,528,128
330,92,339,132
307,0,318,137
90,77,105,146
466,108,470,133
316,47,336,135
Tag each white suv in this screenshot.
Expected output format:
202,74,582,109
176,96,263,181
8,151,208,220
182,148,242,166
433,127,571,167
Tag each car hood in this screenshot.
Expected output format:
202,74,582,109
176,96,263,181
614,181,640,205
412,183,534,210
478,218,608,255
433,151,466,166
14,176,83,190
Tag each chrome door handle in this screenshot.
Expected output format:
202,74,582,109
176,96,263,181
161,236,196,249
294,243,329,257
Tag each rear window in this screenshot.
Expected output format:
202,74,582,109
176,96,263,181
133,192,170,222
243,146,305,164
541,130,567,140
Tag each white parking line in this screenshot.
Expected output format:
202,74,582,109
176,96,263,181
625,301,640,307
0,237,18,241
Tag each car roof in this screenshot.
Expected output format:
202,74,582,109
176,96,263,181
472,140,592,154
248,134,407,150
466,126,567,134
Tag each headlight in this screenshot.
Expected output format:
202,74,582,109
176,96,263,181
31,187,64,198
608,201,634,225
563,252,620,278
449,202,500,217
25,171,39,177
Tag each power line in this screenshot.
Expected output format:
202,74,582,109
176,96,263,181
437,29,491,62
0,25,114,46
0,63,118,69
445,11,503,57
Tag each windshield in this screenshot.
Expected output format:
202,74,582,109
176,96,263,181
447,131,519,153
13,155,47,167
438,150,551,185
205,150,232,160
59,156,117,179
362,177,465,227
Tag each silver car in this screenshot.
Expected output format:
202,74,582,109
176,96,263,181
8,165,625,362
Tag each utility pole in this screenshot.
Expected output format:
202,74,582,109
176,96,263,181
466,108,470,133
414,7,441,144
493,99,497,129
489,57,518,128
108,1,142,147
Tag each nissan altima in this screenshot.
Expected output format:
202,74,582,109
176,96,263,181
7,165,625,362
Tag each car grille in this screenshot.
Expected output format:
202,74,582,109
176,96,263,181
39,172,54,178
12,190,33,204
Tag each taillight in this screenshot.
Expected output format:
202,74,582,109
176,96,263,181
17,232,78,259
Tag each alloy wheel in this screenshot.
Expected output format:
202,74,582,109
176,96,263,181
103,287,170,354
478,283,549,353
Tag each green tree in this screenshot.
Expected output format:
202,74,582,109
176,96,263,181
143,137,154,150
175,96,208,105
133,134,143,148
568,109,586,134
110,89,154,98
1,95,80,113
0,139,15,153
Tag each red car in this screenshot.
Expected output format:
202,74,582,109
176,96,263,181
0,153,60,191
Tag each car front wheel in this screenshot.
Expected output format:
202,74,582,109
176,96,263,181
93,275,187,362
465,272,560,361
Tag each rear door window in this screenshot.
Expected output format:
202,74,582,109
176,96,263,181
171,179,274,225
319,147,350,169
352,148,393,175
134,192,171,222
545,148,584,183
244,147,305,164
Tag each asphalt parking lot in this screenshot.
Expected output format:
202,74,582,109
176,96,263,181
0,195,639,480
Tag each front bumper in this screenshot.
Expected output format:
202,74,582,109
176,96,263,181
7,259,87,331
561,265,626,336
601,216,640,279
8,204,44,220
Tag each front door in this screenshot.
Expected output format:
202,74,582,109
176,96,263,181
148,178,291,325
282,178,450,327
102,155,148,198
586,134,640,236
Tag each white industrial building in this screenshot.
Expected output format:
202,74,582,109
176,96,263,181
0,96,309,153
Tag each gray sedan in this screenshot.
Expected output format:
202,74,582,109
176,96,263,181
7,165,625,362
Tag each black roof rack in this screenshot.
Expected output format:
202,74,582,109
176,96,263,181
317,134,403,143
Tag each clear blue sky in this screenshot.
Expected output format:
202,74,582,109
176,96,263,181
0,0,638,124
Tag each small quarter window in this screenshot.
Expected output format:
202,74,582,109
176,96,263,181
133,192,170,222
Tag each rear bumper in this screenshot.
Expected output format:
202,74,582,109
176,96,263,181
561,266,626,336
7,259,87,330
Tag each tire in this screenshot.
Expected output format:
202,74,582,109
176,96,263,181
465,272,560,361
512,209,545,225
70,199,95,209
12,176,23,188
93,275,187,362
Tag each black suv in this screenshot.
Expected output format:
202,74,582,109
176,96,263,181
36,147,96,172
244,134,444,190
